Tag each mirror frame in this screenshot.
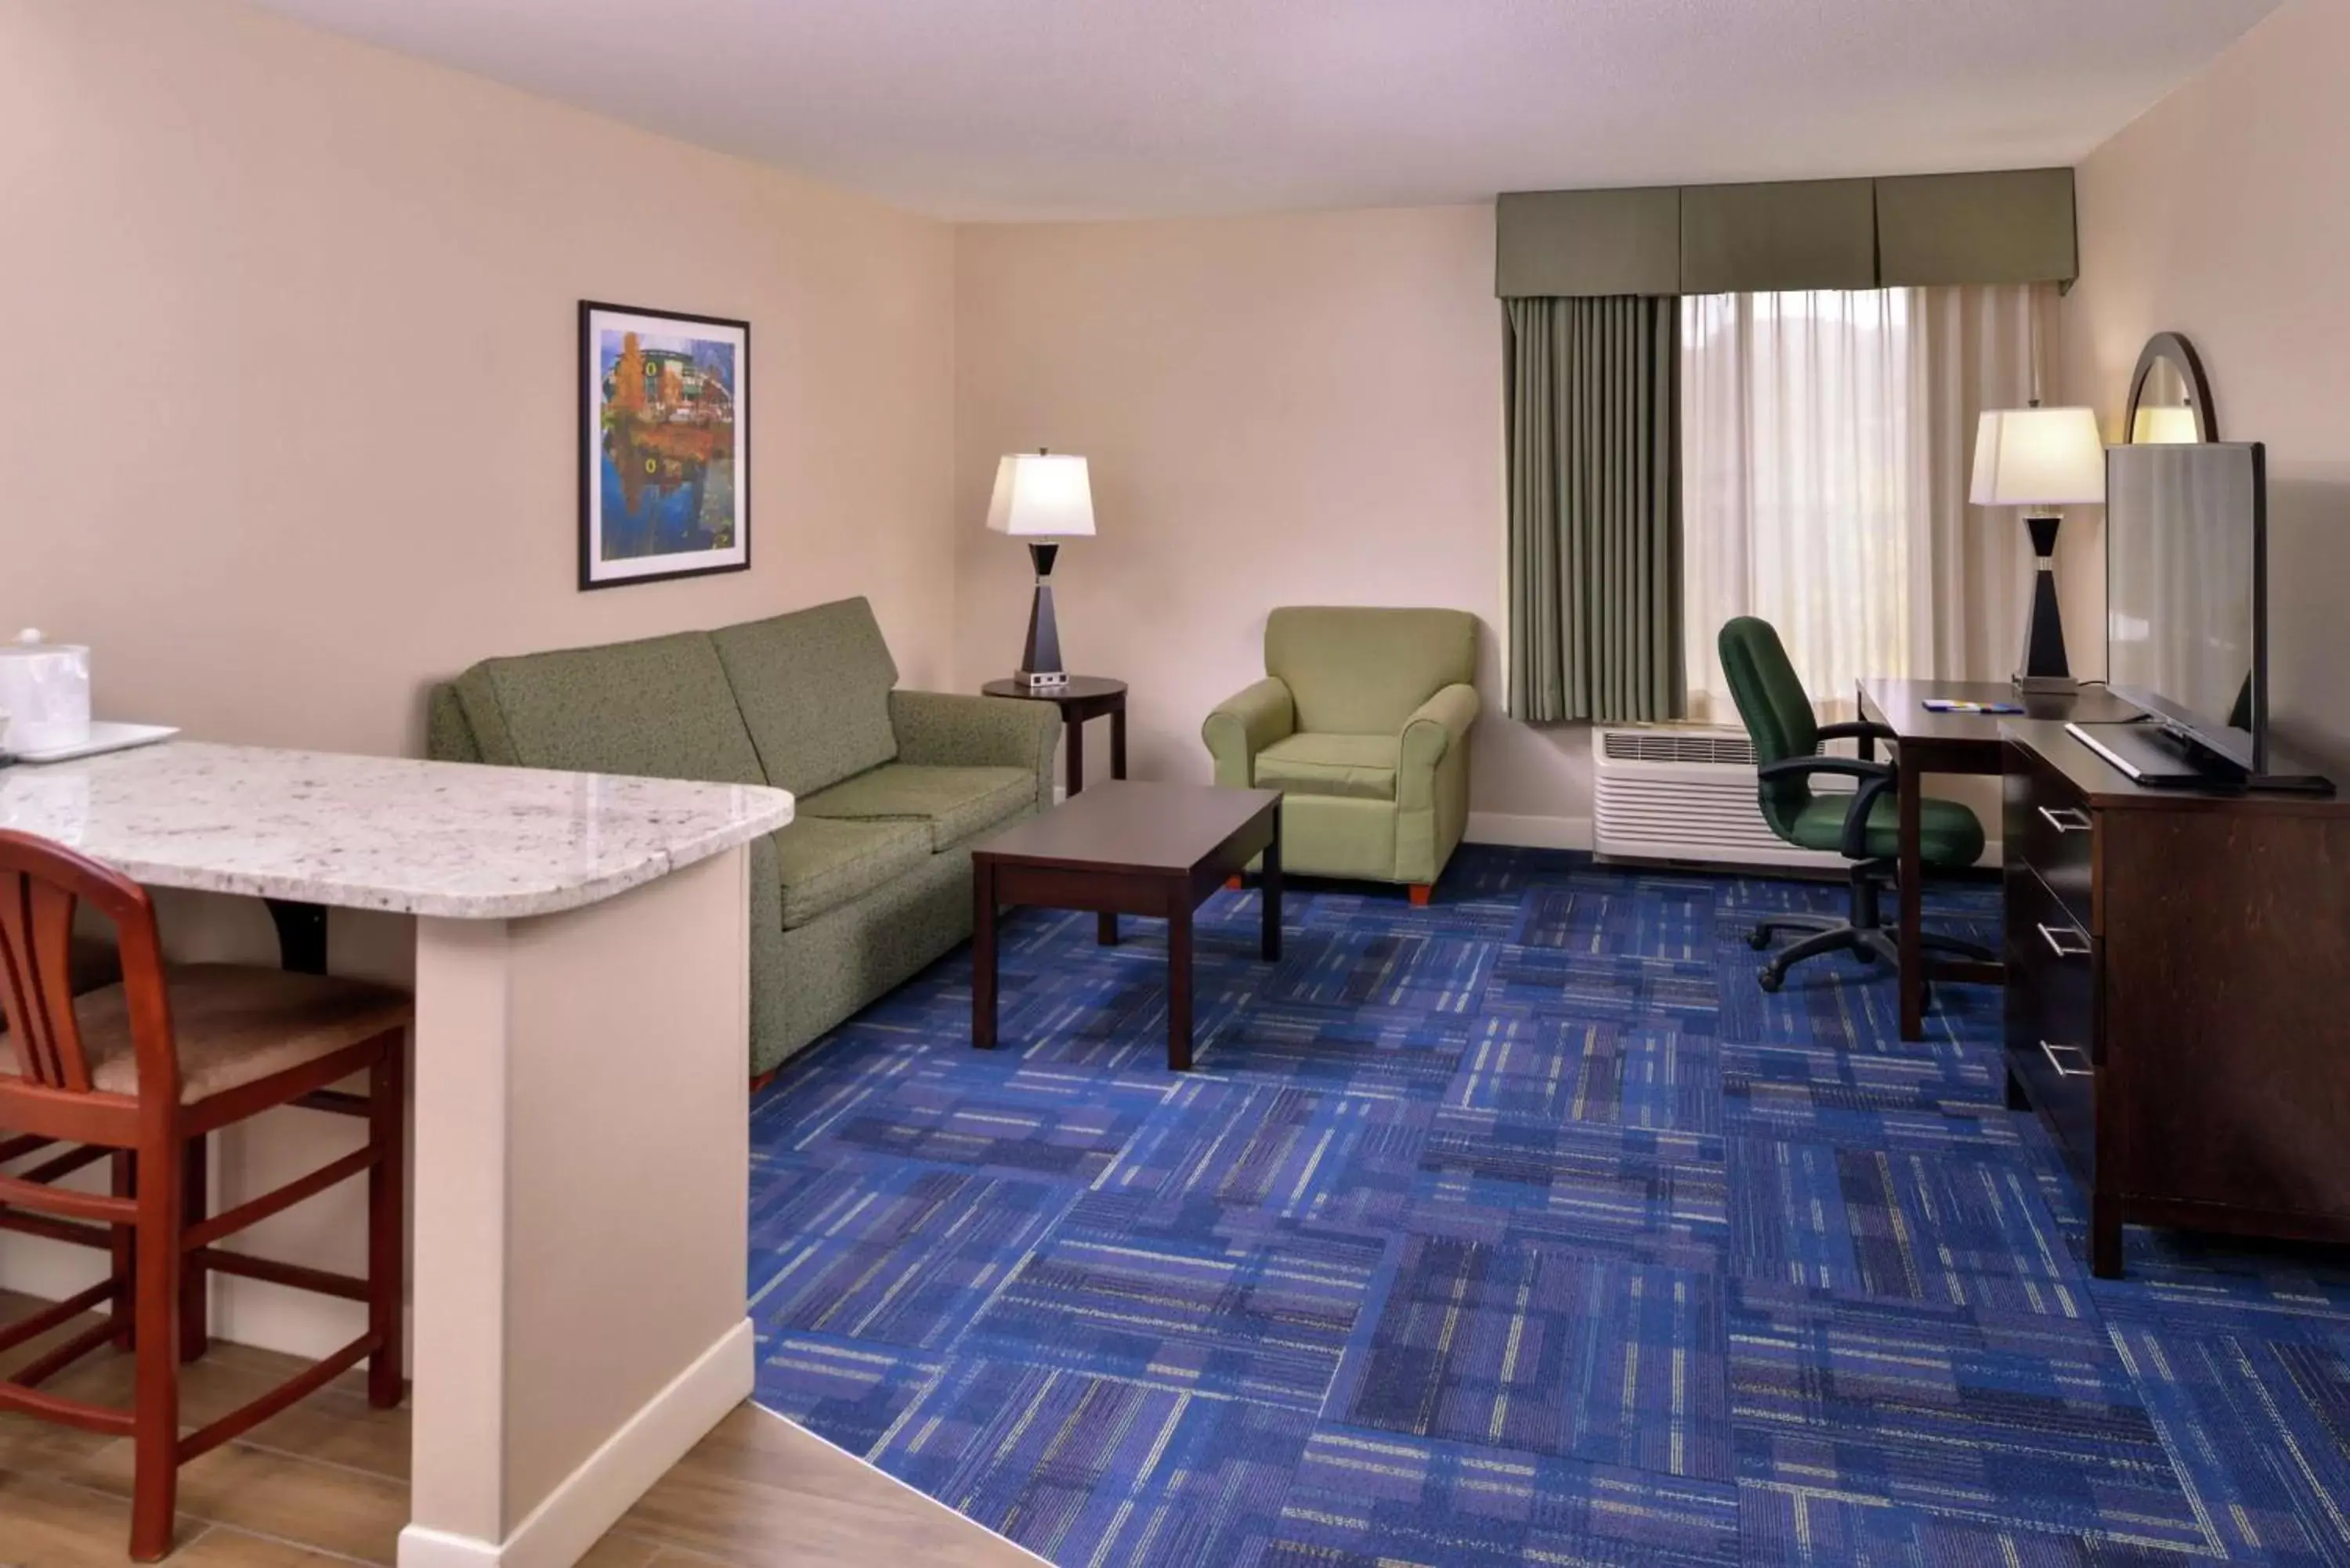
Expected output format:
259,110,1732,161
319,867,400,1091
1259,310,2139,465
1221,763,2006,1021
2124,331,2220,443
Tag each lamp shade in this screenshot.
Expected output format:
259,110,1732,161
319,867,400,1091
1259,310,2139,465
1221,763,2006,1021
986,452,1096,538
1969,406,2106,508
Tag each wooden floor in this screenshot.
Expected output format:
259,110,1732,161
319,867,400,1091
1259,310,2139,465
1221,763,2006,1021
0,1293,1039,1567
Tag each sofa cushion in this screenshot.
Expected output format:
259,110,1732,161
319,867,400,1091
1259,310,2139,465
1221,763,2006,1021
770,817,933,930
1265,607,1477,736
802,764,1035,851
454,631,765,786
711,598,899,797
1254,733,1400,801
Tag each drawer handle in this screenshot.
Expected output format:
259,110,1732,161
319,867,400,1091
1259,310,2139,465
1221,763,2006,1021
2036,805,2092,835
2041,1041,2094,1079
2036,922,2091,959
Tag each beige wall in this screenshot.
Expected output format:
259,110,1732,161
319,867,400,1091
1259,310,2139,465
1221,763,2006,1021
953,205,1591,833
2063,0,2350,773
0,0,954,1357
1,0,957,757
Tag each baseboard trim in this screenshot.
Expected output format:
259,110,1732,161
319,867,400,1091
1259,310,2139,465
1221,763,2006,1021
1465,812,1593,851
397,1317,755,1568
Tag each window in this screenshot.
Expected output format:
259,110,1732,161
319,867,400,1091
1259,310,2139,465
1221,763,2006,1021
1679,284,2055,720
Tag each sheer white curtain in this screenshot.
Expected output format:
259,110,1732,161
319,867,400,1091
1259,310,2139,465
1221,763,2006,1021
1680,284,2056,720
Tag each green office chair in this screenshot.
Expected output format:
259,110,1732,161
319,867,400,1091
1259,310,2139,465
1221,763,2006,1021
1717,616,1994,995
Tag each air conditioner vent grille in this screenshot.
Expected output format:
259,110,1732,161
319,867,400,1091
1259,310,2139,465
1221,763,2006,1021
1600,729,1758,766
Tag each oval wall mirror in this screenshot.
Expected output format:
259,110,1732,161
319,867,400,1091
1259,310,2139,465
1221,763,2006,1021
2124,331,2218,443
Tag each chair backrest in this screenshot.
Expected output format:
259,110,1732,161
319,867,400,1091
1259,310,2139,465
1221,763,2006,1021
0,830,174,1103
1716,617,1820,840
1265,606,1477,735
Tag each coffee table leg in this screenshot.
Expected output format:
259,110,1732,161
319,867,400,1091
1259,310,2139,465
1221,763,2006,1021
1166,894,1194,1071
972,860,998,1050
1098,912,1118,946
1261,810,1282,963
1066,716,1085,799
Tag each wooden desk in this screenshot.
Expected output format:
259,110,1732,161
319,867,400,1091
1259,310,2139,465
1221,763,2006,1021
1856,678,2138,1039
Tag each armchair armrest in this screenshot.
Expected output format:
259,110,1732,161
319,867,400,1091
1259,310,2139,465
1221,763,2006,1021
888,689,1060,793
1756,755,1896,861
1201,677,1295,789
1400,683,1480,772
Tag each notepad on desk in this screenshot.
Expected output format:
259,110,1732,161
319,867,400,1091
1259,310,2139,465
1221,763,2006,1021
1922,698,2025,715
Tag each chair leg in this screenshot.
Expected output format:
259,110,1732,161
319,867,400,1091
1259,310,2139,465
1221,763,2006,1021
180,1135,210,1363
110,1151,136,1351
1759,926,1868,992
129,1147,183,1563
1408,884,1432,908
368,1039,407,1410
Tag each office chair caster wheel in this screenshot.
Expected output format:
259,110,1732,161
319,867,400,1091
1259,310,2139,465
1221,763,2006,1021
1855,945,1878,964
1746,926,1772,951
1757,966,1784,994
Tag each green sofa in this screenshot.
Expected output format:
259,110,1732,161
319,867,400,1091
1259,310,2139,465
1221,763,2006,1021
426,597,1059,1077
1202,606,1480,900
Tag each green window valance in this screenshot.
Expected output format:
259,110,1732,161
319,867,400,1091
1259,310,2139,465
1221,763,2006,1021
1495,187,1682,298
1679,179,1876,294
1875,168,2076,287
1495,166,2076,298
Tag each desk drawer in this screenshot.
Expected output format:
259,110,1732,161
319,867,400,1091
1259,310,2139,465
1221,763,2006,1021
2005,742,2095,927
2003,858,2099,1181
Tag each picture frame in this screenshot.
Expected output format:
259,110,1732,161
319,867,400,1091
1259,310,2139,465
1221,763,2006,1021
578,300,750,591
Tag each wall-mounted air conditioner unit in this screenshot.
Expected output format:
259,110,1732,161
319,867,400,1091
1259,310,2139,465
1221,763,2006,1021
1590,724,1849,872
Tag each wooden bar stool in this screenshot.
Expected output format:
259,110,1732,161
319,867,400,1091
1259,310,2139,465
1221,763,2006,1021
0,829,410,1561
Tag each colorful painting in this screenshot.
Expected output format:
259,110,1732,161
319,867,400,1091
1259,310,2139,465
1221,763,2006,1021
579,301,749,589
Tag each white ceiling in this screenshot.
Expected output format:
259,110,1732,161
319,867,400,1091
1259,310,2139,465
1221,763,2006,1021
244,0,2281,222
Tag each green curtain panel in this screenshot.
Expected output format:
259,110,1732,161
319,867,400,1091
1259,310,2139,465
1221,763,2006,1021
1506,296,1685,724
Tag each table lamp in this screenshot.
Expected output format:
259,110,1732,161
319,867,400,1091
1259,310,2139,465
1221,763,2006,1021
988,449,1096,690
1970,405,2106,694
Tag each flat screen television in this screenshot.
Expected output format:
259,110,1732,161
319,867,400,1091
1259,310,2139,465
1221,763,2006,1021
2102,441,2267,775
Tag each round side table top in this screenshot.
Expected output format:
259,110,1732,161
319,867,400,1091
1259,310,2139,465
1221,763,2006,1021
981,676,1127,703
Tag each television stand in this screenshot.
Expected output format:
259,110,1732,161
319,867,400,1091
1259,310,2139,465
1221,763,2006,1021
2003,718,2350,1276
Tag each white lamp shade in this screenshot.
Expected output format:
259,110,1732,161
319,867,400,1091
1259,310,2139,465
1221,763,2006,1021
986,452,1096,538
1969,406,2107,508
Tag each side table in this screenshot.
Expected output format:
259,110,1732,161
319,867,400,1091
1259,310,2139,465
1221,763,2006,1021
979,676,1127,800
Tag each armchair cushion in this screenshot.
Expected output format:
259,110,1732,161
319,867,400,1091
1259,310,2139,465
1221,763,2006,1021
802,764,1036,851
711,598,900,797
1789,793,1985,865
768,818,932,929
1255,733,1398,801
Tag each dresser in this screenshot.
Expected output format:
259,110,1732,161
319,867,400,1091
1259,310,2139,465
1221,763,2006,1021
2001,720,2350,1276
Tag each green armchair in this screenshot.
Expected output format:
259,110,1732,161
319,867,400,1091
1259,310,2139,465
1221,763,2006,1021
1202,607,1480,901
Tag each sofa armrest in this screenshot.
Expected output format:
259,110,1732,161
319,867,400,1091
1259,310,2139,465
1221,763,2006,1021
889,690,1060,803
425,683,483,764
1400,683,1479,773
1201,677,1296,789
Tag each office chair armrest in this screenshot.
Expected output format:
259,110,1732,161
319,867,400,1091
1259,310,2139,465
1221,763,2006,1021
1755,756,1897,862
1813,719,1897,760
1813,720,1896,745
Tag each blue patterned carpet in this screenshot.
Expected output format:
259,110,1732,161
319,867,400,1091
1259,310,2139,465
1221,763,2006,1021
748,847,2350,1566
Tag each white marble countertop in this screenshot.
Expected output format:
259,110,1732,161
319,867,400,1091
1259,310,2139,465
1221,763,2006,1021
0,742,793,919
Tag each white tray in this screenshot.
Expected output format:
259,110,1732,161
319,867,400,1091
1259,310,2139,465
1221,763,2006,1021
7,721,180,764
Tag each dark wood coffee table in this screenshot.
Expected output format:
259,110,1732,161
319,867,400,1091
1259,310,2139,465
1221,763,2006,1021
970,781,1282,1070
